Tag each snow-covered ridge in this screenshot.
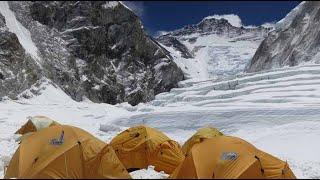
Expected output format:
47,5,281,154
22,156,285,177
247,1,320,73
103,1,119,9
275,1,305,31
157,12,271,81
201,14,272,29
261,22,276,30
0,1,41,64
157,24,269,80
202,14,243,27
119,1,133,11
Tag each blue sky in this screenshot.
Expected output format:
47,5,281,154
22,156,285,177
123,1,301,36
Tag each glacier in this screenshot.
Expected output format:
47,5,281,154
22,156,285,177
1,64,320,178
0,1,319,179
156,14,270,81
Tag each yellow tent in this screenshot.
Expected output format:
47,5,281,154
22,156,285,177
15,116,60,135
5,124,131,179
182,126,223,155
110,125,184,174
170,136,296,179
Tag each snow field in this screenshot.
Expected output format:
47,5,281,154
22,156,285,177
161,31,262,80
2,61,320,178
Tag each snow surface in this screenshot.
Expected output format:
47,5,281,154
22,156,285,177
261,22,276,30
130,166,169,179
119,1,133,12
103,1,119,9
158,13,269,81
0,1,41,64
161,32,262,81
2,65,320,178
275,1,305,31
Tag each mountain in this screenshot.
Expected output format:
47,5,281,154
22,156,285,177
0,1,184,106
247,1,320,73
0,11,40,100
156,14,272,81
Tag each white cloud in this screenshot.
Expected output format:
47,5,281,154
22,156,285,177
121,1,144,17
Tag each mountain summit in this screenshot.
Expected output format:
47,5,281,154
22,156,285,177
247,1,320,72
157,14,271,80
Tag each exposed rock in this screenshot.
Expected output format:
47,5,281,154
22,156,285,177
157,35,194,59
0,13,40,99
1,1,184,105
156,15,271,80
246,2,320,73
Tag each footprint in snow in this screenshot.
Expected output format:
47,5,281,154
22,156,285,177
83,114,94,117
94,115,105,119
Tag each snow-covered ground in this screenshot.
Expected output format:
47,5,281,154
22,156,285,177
130,166,169,179
2,64,320,178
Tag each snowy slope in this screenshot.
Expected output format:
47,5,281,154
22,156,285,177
114,64,320,178
157,15,270,81
0,1,40,64
164,33,262,81
275,1,306,31
2,65,320,178
203,14,243,27
0,80,136,178
247,1,320,72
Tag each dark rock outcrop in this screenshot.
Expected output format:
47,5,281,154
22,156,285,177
1,1,184,105
0,13,40,100
246,2,320,73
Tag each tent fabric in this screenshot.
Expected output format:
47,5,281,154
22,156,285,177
182,126,223,155
5,125,131,179
170,136,296,179
85,145,131,179
254,150,296,179
110,125,184,174
15,116,60,135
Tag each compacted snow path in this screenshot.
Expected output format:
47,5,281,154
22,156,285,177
2,65,320,178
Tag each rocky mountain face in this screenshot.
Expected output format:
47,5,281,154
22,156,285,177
0,12,40,100
0,1,184,105
156,16,271,80
247,1,320,73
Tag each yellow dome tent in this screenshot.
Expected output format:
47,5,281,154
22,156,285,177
110,125,184,174
182,126,223,155
15,116,60,135
170,136,296,179
5,124,131,179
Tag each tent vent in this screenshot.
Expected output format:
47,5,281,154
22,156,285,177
254,155,265,175
34,157,39,163
135,133,140,137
